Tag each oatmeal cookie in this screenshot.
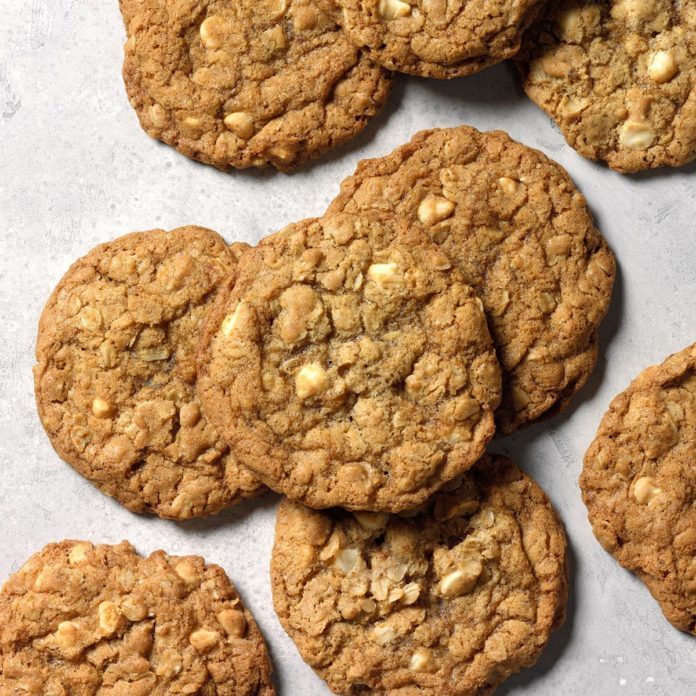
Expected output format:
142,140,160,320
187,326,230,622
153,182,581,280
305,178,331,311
328,125,616,433
322,0,545,78
581,343,696,633
0,540,274,695
119,0,392,170
34,226,266,520
271,455,568,695
196,214,502,512
517,0,696,172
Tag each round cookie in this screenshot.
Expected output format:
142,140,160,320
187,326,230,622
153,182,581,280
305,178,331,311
0,540,275,695
517,0,696,172
271,455,568,695
581,343,696,633
328,126,616,434
323,0,546,78
196,214,502,512
34,226,266,520
119,0,392,171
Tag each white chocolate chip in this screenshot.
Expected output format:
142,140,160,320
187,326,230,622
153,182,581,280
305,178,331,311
174,560,199,586
217,609,247,638
367,262,403,290
440,559,483,598
199,16,227,49
633,476,662,505
68,542,92,565
619,119,655,150
372,624,396,645
91,397,114,419
563,96,590,115
295,363,330,400
497,177,522,194
417,196,455,226
189,628,220,653
648,50,678,83
98,601,123,636
221,303,244,337
378,0,412,19
409,648,433,672
121,597,148,622
224,112,255,140
55,621,79,649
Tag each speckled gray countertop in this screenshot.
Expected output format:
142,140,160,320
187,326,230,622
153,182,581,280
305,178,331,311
0,2,694,694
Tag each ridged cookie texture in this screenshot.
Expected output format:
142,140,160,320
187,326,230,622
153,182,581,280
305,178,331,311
271,455,568,695
0,541,275,695
119,0,392,170
323,0,546,78
517,0,696,172
34,227,266,520
328,125,616,434
581,343,696,634
196,213,502,512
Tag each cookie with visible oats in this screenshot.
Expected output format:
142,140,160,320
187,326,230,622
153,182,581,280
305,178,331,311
581,343,696,633
34,226,266,520
196,214,502,512
119,0,391,171
0,540,274,695
321,0,545,78
517,0,696,172
327,125,616,434
271,455,568,695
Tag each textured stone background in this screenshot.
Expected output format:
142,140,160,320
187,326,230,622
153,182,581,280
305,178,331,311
0,1,694,694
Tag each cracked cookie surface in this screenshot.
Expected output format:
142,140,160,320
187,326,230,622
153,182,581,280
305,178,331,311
196,214,502,512
322,0,545,78
34,226,265,520
271,455,567,695
517,0,696,172
0,540,274,695
119,0,392,170
328,126,616,434
581,343,696,633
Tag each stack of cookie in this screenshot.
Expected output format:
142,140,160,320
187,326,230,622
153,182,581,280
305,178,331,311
119,0,696,173
17,125,624,694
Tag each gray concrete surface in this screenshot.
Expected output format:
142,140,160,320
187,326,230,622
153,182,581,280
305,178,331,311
0,1,694,694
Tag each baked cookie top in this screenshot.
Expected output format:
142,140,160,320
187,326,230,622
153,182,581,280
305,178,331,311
328,126,616,434
271,455,567,695
196,214,502,512
34,226,265,520
119,0,391,170
581,343,696,634
517,0,696,172
0,541,274,695
324,0,545,78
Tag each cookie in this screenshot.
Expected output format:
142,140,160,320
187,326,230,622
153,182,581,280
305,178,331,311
119,0,392,171
34,226,266,520
517,0,696,172
271,454,568,695
196,214,502,512
327,125,616,434
0,540,274,695
321,0,545,78
581,343,696,633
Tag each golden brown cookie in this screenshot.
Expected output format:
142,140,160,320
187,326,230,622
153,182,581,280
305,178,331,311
321,0,545,78
271,455,568,695
517,0,696,172
581,343,696,633
327,125,616,434
196,214,502,512
34,226,266,520
0,540,275,695
119,0,392,171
